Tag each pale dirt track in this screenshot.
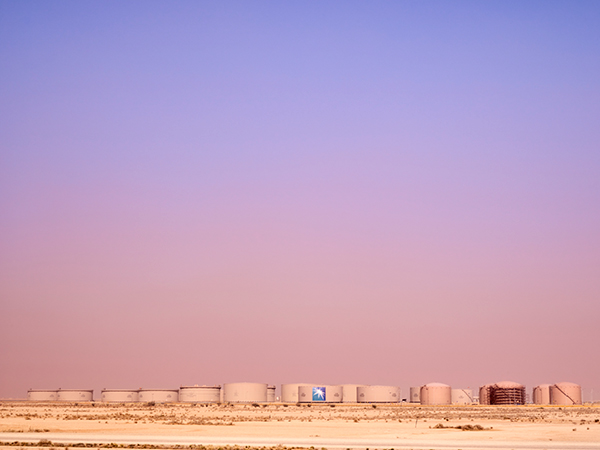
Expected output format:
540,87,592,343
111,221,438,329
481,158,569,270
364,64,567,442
1,402,599,450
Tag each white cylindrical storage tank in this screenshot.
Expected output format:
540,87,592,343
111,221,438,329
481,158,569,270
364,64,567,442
223,382,268,403
357,385,400,403
409,387,421,403
57,389,93,402
138,389,178,403
179,386,220,403
451,389,473,405
341,384,367,403
479,384,492,405
267,385,276,402
420,383,451,405
298,385,343,403
281,383,311,403
27,390,58,401
532,384,551,405
550,382,582,405
101,389,139,403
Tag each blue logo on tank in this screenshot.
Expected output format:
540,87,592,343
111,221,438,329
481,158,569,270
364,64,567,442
312,387,326,401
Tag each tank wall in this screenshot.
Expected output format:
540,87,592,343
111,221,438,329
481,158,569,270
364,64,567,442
420,385,451,405
409,387,421,403
101,390,139,403
357,385,400,403
298,385,343,403
532,385,551,405
281,384,311,403
479,385,491,405
28,390,58,401
57,390,93,401
341,384,367,403
223,383,268,403
550,383,582,405
451,389,473,405
267,386,276,402
179,387,220,403
138,390,178,403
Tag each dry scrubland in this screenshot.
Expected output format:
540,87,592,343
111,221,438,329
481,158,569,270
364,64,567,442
1,402,600,449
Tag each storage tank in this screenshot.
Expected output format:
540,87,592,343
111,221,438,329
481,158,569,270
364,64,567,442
550,382,582,405
409,387,421,403
341,384,367,403
420,383,451,405
490,381,525,405
138,389,178,403
100,389,139,403
532,384,551,405
223,382,268,403
267,385,276,402
298,385,343,403
179,386,220,403
57,389,93,401
451,389,473,405
357,385,400,403
479,384,493,405
281,383,312,403
27,389,59,401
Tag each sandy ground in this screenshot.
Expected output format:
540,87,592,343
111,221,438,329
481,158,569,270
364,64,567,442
1,402,599,450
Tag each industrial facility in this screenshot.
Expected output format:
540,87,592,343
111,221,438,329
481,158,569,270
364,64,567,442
26,380,585,405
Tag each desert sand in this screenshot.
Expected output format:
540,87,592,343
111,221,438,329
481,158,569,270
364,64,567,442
1,402,599,450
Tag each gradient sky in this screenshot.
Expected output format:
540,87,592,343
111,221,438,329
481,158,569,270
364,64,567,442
1,1,599,401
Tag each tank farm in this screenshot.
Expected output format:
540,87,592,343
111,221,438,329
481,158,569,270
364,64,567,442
25,380,584,405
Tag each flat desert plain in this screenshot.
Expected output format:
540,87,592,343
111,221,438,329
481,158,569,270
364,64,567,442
1,402,599,450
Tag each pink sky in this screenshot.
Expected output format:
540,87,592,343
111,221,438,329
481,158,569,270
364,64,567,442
1,1,599,401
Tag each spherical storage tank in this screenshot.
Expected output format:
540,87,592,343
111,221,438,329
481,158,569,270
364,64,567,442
28,389,59,401
420,383,451,405
532,384,551,405
357,385,400,403
179,386,220,403
101,389,139,403
550,382,582,405
490,381,525,405
57,389,93,401
342,384,367,403
409,387,421,403
451,389,473,405
223,383,267,403
267,385,276,402
298,385,343,403
281,383,312,403
138,389,178,403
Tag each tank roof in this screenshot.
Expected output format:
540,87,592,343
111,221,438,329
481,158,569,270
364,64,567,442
101,389,140,392
180,385,220,389
57,389,93,392
554,381,580,388
424,382,450,387
139,388,178,391
495,381,524,388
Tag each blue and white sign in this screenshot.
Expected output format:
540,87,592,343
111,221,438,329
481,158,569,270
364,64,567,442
312,386,326,401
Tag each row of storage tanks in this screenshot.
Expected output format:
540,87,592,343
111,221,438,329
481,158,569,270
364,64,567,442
27,381,583,405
